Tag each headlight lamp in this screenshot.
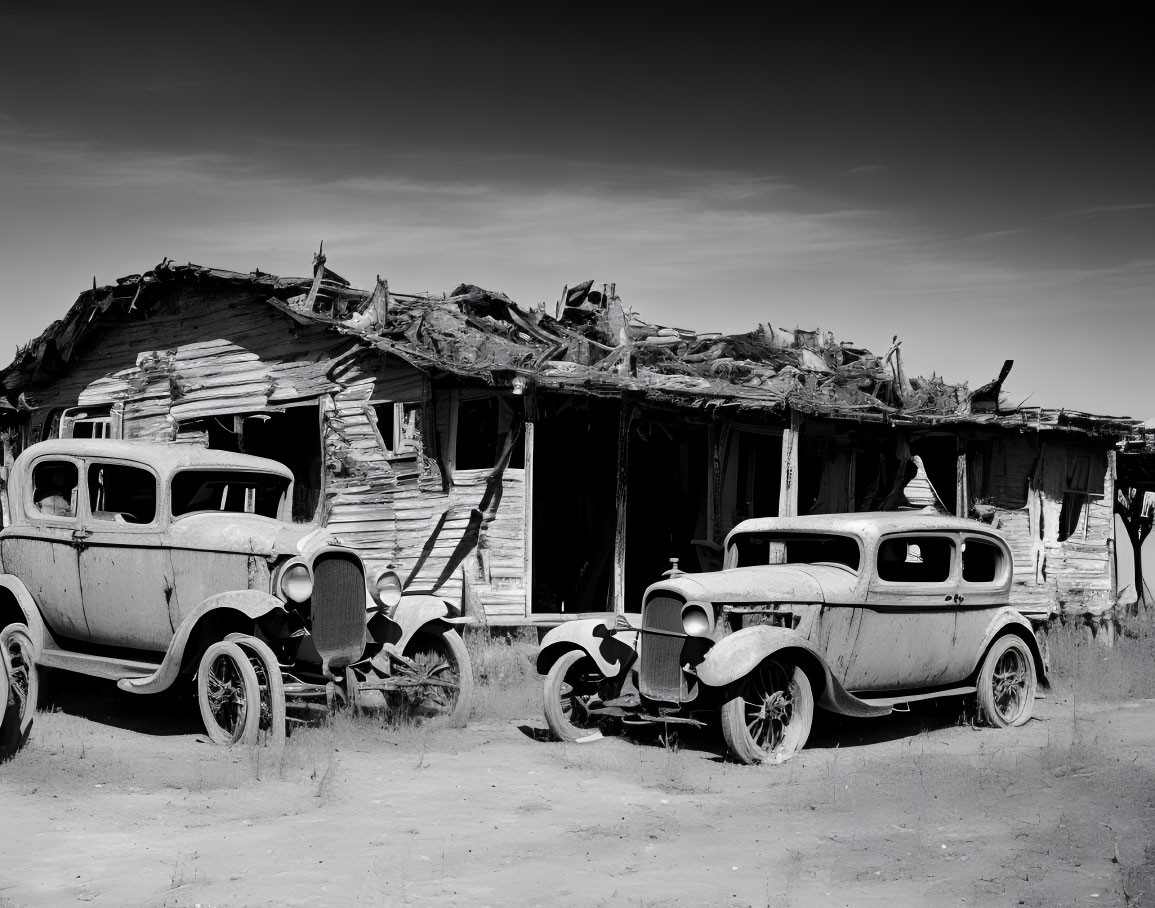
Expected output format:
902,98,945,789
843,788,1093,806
280,563,313,603
373,570,403,609
682,602,714,637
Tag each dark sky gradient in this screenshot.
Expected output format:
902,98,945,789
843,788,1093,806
2,5,1151,415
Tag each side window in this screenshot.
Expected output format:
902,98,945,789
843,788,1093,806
32,461,78,518
877,536,955,583
962,538,1004,584
88,463,157,524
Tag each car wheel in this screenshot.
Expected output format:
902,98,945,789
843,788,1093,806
720,657,814,765
226,634,286,748
398,628,474,727
976,635,1037,728
196,641,261,745
0,623,38,756
544,650,613,743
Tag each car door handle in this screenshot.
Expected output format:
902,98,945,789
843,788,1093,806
955,594,965,604
944,595,953,601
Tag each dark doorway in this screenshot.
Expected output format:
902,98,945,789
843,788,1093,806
624,416,709,611
531,396,620,614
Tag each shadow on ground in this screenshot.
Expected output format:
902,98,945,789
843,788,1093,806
39,667,202,737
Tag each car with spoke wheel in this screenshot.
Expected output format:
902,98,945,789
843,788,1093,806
537,512,1046,764
0,440,473,746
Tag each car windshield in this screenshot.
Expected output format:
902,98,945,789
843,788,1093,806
729,532,861,571
171,470,288,519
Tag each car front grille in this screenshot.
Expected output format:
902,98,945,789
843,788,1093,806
309,552,366,672
639,594,687,702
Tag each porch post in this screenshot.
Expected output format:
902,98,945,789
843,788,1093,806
779,411,801,517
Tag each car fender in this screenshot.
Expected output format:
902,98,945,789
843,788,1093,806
973,607,1049,685
537,617,639,678
385,594,475,653
0,575,50,658
696,625,892,719
117,591,287,695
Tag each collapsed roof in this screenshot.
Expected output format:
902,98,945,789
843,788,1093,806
0,256,1138,436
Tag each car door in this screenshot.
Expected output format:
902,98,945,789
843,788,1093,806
76,459,176,653
840,532,962,691
0,456,88,640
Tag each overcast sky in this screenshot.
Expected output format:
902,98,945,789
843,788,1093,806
1,5,1151,417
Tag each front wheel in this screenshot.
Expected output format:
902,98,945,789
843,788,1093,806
197,641,261,745
399,628,474,726
543,650,617,743
0,623,38,759
976,635,1037,727
226,634,286,748
720,658,814,765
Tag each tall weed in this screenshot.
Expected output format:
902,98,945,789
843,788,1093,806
1046,617,1155,702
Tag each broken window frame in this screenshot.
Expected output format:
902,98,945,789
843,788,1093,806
61,405,120,440
86,461,159,526
29,458,80,521
370,401,423,461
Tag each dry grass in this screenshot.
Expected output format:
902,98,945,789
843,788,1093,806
1045,616,1155,702
464,626,541,721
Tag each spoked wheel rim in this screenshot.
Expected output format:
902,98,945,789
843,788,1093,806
741,659,797,752
197,641,259,745
1,625,37,739
394,630,474,725
396,648,460,713
559,668,603,730
991,647,1029,723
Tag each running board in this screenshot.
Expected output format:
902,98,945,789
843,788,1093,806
854,685,977,708
39,647,160,682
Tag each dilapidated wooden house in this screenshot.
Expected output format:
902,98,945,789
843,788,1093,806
0,254,1138,627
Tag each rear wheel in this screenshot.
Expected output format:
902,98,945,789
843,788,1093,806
976,635,1037,727
543,650,609,743
226,634,286,748
197,641,260,745
720,658,814,765
0,623,38,758
399,628,474,726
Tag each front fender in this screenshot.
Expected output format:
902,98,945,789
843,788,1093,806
118,591,287,695
974,608,1049,686
0,574,51,658
697,626,891,719
537,617,639,679
385,594,457,653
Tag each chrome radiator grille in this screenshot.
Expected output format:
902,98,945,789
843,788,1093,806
310,552,366,671
639,594,687,702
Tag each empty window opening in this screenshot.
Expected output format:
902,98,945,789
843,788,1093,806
32,460,78,517
1058,455,1092,541
187,405,322,522
962,538,1003,583
62,406,114,439
87,463,156,524
171,470,289,519
455,397,524,471
373,401,422,458
877,536,954,583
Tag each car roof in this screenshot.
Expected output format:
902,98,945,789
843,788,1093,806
17,439,295,480
728,510,1004,542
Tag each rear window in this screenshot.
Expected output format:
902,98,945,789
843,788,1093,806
877,535,955,583
171,470,289,518
729,532,861,571
962,538,1005,583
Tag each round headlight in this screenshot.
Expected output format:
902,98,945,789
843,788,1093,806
281,563,313,603
374,570,403,609
682,603,713,637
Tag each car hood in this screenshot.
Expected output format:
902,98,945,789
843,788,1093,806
648,564,859,603
167,514,331,558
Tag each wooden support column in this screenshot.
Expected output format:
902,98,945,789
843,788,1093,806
612,402,633,615
523,421,535,620
1106,448,1117,607
778,411,801,517
956,440,969,518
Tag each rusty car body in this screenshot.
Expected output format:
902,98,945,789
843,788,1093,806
0,440,473,745
537,512,1046,764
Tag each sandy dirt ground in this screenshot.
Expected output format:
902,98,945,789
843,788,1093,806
1,679,1153,908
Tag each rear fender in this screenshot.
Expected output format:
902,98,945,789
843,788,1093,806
537,618,639,678
0,575,50,657
696,625,891,719
117,591,286,695
974,608,1049,686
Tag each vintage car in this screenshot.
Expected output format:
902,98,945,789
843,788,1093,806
0,439,473,745
537,512,1046,764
